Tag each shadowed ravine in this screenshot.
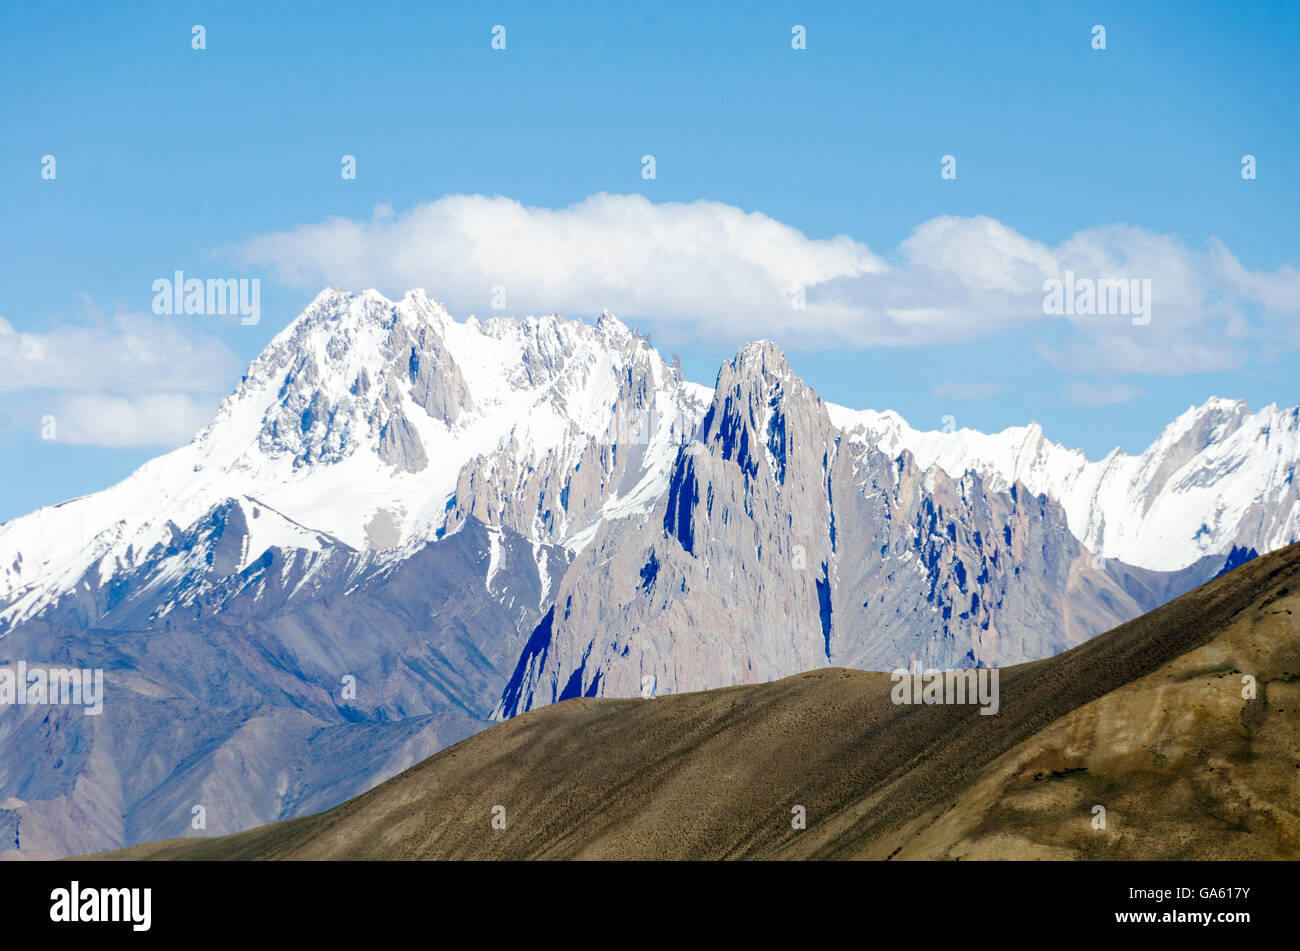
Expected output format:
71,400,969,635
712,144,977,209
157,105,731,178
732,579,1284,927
89,542,1300,861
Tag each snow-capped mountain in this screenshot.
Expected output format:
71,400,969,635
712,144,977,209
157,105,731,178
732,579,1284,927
0,288,707,859
829,399,1300,572
494,342,1226,716
0,288,708,633
0,287,1295,859
2,288,1292,635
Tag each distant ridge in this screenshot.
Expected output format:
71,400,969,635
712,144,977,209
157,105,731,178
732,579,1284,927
89,541,1300,861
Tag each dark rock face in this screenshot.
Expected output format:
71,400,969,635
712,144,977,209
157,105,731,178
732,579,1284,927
0,513,564,859
497,342,1220,717
3,292,1268,860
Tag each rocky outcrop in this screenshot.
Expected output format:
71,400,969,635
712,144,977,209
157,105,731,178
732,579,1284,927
497,343,1206,716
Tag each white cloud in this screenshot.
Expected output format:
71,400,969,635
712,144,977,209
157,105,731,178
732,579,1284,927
0,309,241,447
238,193,885,344
41,392,225,448
0,313,241,393
1208,238,1300,344
901,215,1058,295
236,194,1300,376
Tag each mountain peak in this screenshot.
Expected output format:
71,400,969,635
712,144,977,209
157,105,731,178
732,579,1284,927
595,308,624,328
1157,396,1252,456
734,338,788,368
692,338,829,491
719,340,817,413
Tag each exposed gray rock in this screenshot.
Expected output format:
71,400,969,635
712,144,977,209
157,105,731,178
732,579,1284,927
0,513,563,859
0,289,1281,862
496,343,1221,716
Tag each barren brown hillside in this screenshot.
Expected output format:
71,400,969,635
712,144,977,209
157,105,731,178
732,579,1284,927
89,542,1300,860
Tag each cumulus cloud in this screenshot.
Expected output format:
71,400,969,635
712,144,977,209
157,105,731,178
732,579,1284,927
236,194,1300,381
0,313,241,393
238,193,884,344
0,309,241,447
1207,237,1300,343
39,392,226,448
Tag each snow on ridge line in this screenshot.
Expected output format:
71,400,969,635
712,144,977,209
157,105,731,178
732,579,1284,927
1,287,1296,626
827,398,1300,571
0,289,709,624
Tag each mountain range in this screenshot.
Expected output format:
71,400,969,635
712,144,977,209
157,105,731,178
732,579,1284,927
87,539,1300,860
2,287,1297,858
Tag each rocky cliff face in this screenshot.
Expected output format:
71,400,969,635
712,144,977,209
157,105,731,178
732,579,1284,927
834,397,1300,572
0,288,1292,858
441,315,707,550
0,513,561,860
496,342,1204,716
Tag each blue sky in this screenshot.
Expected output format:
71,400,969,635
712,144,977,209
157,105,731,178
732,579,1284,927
1,0,1297,522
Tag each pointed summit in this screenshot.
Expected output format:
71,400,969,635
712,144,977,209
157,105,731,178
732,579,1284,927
595,308,632,340
698,339,828,486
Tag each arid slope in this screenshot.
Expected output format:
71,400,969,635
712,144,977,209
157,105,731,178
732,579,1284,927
90,543,1300,860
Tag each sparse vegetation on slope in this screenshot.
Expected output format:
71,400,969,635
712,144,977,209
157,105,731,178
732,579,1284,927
91,542,1300,861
